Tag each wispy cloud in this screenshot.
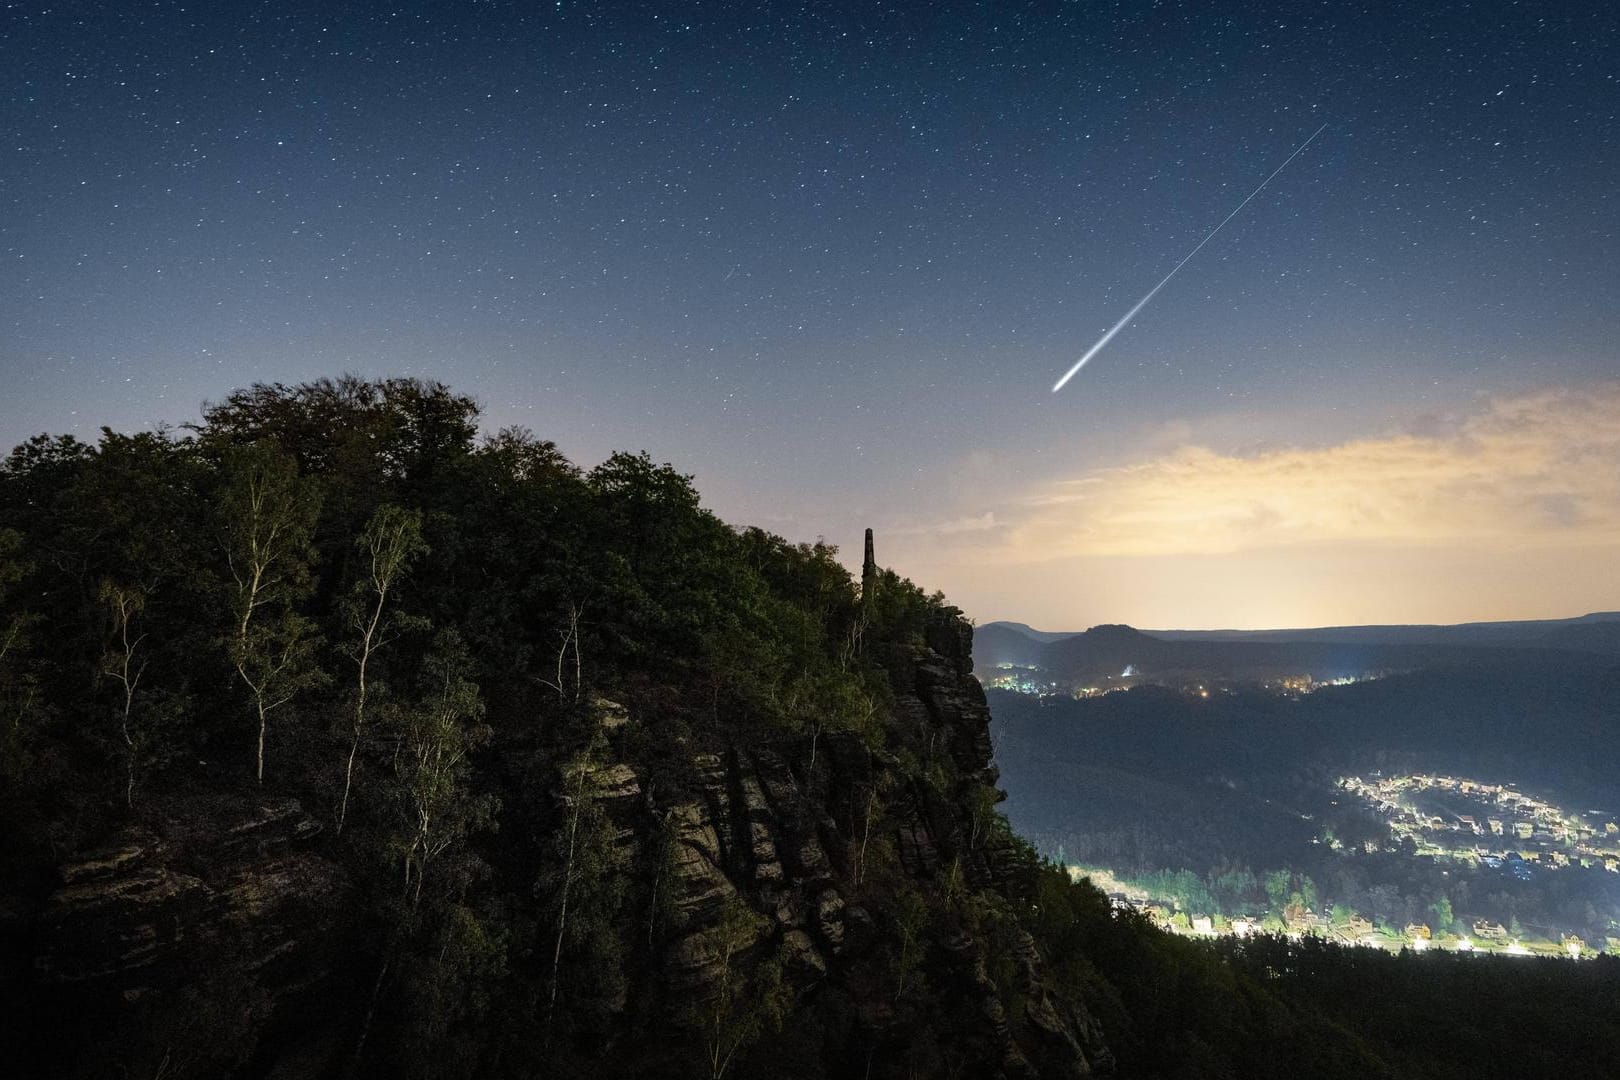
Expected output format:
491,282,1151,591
990,384,1620,561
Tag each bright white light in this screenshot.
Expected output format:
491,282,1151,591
1051,123,1327,393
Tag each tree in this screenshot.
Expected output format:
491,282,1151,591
690,897,788,1079
0,528,39,778
643,794,679,947
217,442,325,782
1431,896,1454,934
536,600,585,703
336,504,427,833
542,729,629,1032
392,902,509,1079
968,781,1003,851
851,772,894,888
352,635,499,1080
199,376,479,486
1264,869,1292,915
99,582,147,808
894,889,930,1002
390,631,496,908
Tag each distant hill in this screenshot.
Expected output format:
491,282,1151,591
977,620,1080,645
1524,619,1620,654
1036,627,1530,685
972,622,1048,667
974,613,1620,685
977,612,1620,654
1148,611,1620,649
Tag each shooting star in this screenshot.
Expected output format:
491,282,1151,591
1051,122,1327,394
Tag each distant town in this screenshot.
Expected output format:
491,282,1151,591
1068,773,1620,961
985,661,1378,700
1075,863,1611,960
1339,773,1620,878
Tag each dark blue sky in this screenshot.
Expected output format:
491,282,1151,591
6,1,1617,626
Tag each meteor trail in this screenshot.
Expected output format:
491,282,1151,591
1051,123,1327,393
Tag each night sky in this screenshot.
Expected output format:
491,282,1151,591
6,2,1618,628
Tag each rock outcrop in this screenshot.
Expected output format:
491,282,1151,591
15,607,1109,1078
609,606,1112,1077
23,796,355,1076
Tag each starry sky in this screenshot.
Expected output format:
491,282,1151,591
6,1,1619,629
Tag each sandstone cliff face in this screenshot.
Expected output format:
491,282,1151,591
17,608,1109,1078
22,795,356,1076
577,607,1113,1077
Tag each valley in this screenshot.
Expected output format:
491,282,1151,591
983,619,1620,965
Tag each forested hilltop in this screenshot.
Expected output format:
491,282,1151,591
2,377,1617,1079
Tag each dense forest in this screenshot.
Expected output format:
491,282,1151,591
1,376,1617,1079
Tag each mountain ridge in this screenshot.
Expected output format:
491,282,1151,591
981,611,1620,647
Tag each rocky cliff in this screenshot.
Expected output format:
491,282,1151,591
13,606,1110,1078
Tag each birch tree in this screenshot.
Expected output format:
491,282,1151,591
535,600,584,703
99,582,147,808
0,528,39,778
851,772,895,888
217,442,324,782
392,631,495,908
336,504,427,833
893,890,929,1003
691,897,788,1080
542,729,627,1030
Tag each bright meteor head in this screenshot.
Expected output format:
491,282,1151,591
1051,282,1166,392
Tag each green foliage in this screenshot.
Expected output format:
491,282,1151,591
687,897,790,1079
336,503,430,831
862,567,942,646
0,527,40,778
218,440,327,782
388,630,496,909
392,902,510,1080
97,581,189,808
540,728,630,1033
1431,894,1454,931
